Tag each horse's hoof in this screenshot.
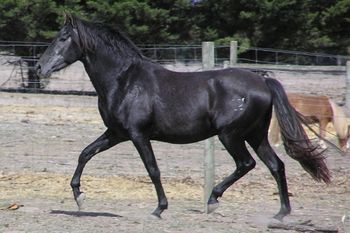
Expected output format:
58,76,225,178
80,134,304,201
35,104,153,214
150,212,162,220
76,192,86,210
207,201,219,214
273,212,288,221
151,208,163,219
268,216,284,228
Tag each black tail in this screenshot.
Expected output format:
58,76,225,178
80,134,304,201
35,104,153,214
265,78,331,183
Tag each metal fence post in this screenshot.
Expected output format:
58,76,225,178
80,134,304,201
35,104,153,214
202,41,215,213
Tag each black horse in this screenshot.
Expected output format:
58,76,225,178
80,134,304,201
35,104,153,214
35,14,330,220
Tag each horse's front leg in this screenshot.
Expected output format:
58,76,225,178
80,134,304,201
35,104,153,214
131,133,168,218
70,129,122,210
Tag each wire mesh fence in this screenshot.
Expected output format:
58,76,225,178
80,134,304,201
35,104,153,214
139,44,350,66
0,41,349,188
0,41,349,94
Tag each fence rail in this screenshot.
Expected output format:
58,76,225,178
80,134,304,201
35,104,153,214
1,41,349,65
140,44,350,66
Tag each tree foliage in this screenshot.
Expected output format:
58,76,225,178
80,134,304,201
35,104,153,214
0,0,349,54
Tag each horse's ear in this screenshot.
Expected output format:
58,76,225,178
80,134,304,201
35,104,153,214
64,12,71,24
64,12,76,27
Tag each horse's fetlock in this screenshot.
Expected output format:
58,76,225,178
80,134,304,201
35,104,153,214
211,187,223,199
70,179,80,189
160,202,168,210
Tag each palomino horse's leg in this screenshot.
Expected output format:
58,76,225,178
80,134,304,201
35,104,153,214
130,133,168,218
249,136,291,220
318,119,328,149
207,133,256,213
70,129,121,210
268,110,282,146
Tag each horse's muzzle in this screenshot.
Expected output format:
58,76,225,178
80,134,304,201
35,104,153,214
35,62,52,78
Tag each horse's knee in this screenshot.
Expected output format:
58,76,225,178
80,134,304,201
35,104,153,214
148,166,161,181
78,149,93,164
238,158,256,175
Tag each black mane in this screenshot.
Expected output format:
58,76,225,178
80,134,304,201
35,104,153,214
70,15,143,59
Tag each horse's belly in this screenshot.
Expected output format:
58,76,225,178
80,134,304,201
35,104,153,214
152,131,216,144
151,119,216,144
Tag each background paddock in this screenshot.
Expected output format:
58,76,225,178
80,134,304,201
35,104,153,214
0,65,349,232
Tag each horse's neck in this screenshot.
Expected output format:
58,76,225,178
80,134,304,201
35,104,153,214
82,51,136,100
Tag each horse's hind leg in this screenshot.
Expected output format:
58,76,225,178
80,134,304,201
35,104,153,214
70,129,121,210
208,133,256,212
248,136,291,220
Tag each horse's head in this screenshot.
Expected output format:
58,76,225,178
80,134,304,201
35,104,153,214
337,125,350,152
36,13,83,78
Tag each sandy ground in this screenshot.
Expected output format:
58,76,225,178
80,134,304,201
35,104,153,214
0,85,349,232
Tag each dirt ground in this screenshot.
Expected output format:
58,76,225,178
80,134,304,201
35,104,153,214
0,73,350,232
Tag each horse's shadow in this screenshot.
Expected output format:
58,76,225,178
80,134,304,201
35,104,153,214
50,209,122,218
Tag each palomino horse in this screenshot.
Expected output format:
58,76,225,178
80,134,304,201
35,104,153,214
35,14,330,220
270,93,350,151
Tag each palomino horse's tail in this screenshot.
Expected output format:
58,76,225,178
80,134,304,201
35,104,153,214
265,78,331,183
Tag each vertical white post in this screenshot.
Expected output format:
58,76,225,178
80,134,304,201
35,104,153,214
230,41,238,67
346,61,350,111
202,42,215,69
202,42,215,213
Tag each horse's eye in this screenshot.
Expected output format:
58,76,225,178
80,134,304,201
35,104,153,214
59,36,68,42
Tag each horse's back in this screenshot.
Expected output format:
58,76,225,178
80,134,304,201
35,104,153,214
150,67,272,141
287,93,332,120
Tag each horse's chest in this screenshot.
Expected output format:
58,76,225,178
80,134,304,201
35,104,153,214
98,97,148,133
98,101,124,129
